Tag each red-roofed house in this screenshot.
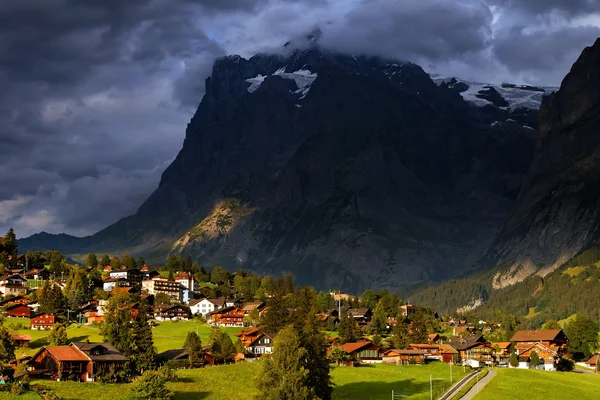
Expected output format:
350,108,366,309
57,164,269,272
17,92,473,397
585,354,599,369
7,304,32,318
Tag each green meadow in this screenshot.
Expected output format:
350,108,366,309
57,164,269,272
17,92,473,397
18,362,468,400
473,368,600,400
4,317,243,358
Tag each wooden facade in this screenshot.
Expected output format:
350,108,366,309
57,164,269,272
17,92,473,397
31,313,55,330
207,306,245,327
7,304,32,318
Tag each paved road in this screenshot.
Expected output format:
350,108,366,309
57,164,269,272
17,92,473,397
460,370,496,400
439,371,477,400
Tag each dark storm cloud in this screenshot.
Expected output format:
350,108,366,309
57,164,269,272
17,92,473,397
1,0,599,237
493,26,600,79
489,0,600,16
321,0,493,62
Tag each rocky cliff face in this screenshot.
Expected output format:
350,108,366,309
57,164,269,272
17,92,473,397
485,38,600,287
21,44,539,291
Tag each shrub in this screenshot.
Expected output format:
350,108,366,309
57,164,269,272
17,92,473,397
130,370,173,400
10,381,24,395
157,366,177,382
165,359,188,370
557,357,574,372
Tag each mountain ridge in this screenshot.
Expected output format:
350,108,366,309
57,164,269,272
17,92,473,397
19,45,542,291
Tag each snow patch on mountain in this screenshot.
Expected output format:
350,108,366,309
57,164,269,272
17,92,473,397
431,75,557,110
246,69,318,96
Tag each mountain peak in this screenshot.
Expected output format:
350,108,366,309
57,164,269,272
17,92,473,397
540,38,600,139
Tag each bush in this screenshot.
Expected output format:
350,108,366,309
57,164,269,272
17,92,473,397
10,381,24,395
557,357,574,372
8,322,25,331
130,370,173,400
157,366,177,382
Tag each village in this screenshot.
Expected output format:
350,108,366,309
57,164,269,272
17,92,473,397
0,230,598,399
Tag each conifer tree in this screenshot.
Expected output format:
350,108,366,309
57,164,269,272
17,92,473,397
409,310,429,343
338,311,361,344
300,309,332,400
183,256,193,272
137,256,146,268
530,351,539,369
122,253,137,270
49,323,68,345
255,325,314,400
509,352,519,368
391,313,410,349
0,327,15,364
208,327,236,362
130,307,156,372
3,228,17,269
369,300,388,334
99,255,111,269
184,332,203,367
262,295,289,333
86,253,98,269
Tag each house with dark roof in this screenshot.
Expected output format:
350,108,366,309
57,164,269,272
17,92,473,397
347,308,372,326
235,327,262,348
6,304,32,318
338,340,384,364
447,335,493,367
242,302,265,314
156,348,215,367
28,342,129,382
247,332,277,356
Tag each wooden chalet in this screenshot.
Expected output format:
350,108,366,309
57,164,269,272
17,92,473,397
491,342,512,362
247,332,277,356
153,304,191,321
24,269,51,281
339,340,384,364
0,295,30,307
6,304,32,318
28,342,128,382
382,349,427,365
347,308,372,326
447,335,493,367
514,342,561,370
207,306,245,327
242,302,265,315
12,334,32,348
29,345,91,381
156,348,215,367
72,342,129,380
408,343,457,363
510,329,568,355
235,327,262,348
31,313,56,330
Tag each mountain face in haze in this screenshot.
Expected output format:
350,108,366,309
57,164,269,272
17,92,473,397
21,44,541,291
484,38,600,288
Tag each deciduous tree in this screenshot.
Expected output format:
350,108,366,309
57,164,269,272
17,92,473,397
49,323,68,346
564,314,599,361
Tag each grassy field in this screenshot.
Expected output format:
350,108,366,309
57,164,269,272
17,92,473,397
17,362,469,400
473,369,600,400
4,317,243,358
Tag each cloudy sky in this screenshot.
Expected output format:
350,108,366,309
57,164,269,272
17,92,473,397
1,0,599,238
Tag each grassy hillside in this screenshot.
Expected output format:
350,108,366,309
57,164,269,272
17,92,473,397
19,362,468,400
408,249,600,325
4,318,243,358
473,369,600,400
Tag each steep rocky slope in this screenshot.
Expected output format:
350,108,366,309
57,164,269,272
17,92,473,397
484,38,600,288
21,44,539,291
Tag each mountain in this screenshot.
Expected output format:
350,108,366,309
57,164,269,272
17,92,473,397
406,38,600,320
482,38,600,288
20,42,542,292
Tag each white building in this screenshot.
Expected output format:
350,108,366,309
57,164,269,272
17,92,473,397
191,298,225,316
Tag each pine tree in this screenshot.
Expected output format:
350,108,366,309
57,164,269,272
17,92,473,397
4,228,17,269
122,253,137,270
183,256,193,272
208,327,236,362
184,332,203,367
530,351,539,369
0,327,15,364
110,256,121,270
86,253,98,269
49,323,68,345
410,310,429,343
130,307,156,372
300,309,332,400
39,281,67,317
338,311,361,344
261,295,289,333
99,255,111,269
369,299,388,334
391,314,410,349
509,352,519,368
167,270,175,282
255,325,314,400
137,257,146,268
